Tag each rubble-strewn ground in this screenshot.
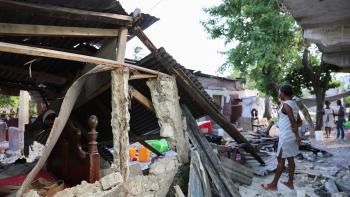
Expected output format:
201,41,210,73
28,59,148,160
240,132,350,197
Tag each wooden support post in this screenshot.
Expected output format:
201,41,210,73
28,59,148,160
18,90,30,150
111,27,130,180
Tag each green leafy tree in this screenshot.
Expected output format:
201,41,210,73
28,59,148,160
286,45,340,129
203,0,339,129
0,95,19,108
203,0,299,100
203,0,300,121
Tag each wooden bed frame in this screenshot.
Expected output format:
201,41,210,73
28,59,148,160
47,115,100,186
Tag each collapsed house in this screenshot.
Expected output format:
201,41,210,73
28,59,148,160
0,0,266,196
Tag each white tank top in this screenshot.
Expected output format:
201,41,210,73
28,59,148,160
278,100,299,142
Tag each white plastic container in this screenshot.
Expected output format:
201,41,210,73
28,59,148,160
315,130,324,141
217,128,224,136
8,127,23,151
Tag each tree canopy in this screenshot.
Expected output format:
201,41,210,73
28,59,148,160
203,0,301,99
0,95,19,108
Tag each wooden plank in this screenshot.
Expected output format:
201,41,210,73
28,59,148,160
0,42,162,75
129,74,157,80
174,185,186,197
129,133,162,142
188,151,212,197
221,157,254,177
222,167,252,185
133,26,265,165
130,86,155,112
0,23,120,37
220,157,253,185
132,26,158,53
0,0,133,26
182,105,240,197
0,64,67,85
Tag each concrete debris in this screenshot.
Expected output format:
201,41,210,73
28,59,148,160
23,190,41,197
325,179,339,193
53,156,180,197
149,156,179,175
54,181,102,197
335,179,350,196
100,172,123,191
26,141,45,163
331,192,348,197
129,163,143,177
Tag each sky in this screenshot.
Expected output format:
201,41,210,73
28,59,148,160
119,0,228,76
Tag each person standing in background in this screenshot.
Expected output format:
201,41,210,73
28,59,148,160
334,100,345,140
322,101,335,138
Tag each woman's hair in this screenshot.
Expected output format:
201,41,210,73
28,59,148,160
279,84,293,97
325,100,330,105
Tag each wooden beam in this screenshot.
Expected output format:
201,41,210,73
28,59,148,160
0,42,163,75
129,133,162,142
0,23,120,37
0,81,43,91
0,0,133,26
139,140,163,156
130,86,155,112
132,26,158,53
129,74,157,80
0,65,68,85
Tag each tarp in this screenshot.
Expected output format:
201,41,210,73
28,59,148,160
299,91,350,108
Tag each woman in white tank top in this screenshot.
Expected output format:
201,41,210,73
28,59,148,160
262,85,302,191
322,100,335,138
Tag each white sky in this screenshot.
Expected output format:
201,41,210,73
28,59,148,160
119,0,228,76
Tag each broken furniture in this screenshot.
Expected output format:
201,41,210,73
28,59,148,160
48,115,100,186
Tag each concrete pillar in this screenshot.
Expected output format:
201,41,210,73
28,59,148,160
147,75,189,163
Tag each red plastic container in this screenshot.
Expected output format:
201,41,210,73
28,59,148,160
198,120,213,133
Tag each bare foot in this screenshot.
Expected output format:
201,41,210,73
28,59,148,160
281,181,294,189
261,183,277,191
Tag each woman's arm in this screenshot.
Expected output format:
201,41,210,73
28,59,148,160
283,103,301,145
297,114,302,127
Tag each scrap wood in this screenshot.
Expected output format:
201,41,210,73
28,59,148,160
220,157,253,185
174,185,185,197
188,150,211,197
295,169,335,179
182,105,240,197
299,142,332,156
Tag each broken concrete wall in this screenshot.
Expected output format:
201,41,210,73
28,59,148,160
147,75,189,163
51,156,180,197
111,68,130,179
